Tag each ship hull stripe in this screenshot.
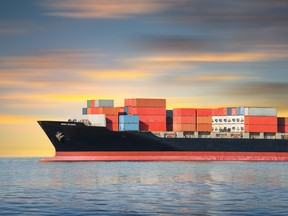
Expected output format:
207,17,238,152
40,151,288,162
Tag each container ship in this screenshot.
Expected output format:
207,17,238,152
39,98,288,161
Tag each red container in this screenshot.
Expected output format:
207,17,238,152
212,108,222,116
197,116,212,124
278,117,288,126
173,124,196,132
245,116,277,125
232,107,237,116
196,109,212,116
124,99,132,107
128,107,166,115
173,116,196,124
222,107,228,116
106,115,119,124
106,123,118,131
197,123,212,132
139,115,166,123
278,125,288,133
245,124,277,133
87,107,101,114
140,122,166,131
173,108,196,116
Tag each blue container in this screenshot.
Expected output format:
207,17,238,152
166,110,173,117
119,123,139,131
82,108,87,115
236,107,245,116
119,115,139,124
227,108,232,116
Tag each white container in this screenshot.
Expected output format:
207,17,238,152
95,100,114,107
244,107,277,116
82,114,106,126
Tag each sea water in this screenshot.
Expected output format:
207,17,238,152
0,158,288,215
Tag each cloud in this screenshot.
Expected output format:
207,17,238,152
42,0,174,18
0,20,41,36
138,51,288,63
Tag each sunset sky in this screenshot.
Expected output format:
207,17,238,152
1,0,288,156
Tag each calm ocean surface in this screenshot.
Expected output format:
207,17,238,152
1,158,288,215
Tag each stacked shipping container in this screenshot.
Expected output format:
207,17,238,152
83,99,121,131
197,109,212,132
212,107,277,133
173,108,196,131
125,99,166,131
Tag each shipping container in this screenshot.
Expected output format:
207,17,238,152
244,116,277,125
227,107,233,116
244,124,277,133
173,116,196,124
173,108,196,116
166,117,173,125
138,115,166,123
166,110,173,117
197,116,212,124
87,100,95,108
278,117,288,126
119,115,139,124
128,107,166,115
232,107,237,116
140,122,166,131
106,115,119,124
196,109,212,116
119,123,139,131
94,99,114,107
173,124,196,132
80,114,106,126
236,107,245,116
125,98,166,108
167,124,173,131
244,107,277,116
124,106,129,114
197,123,212,132
124,99,132,107
82,108,87,115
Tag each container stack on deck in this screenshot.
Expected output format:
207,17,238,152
173,108,196,132
83,99,123,131
124,98,166,131
212,107,277,133
80,98,288,135
196,109,213,132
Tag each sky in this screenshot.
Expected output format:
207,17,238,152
1,0,288,156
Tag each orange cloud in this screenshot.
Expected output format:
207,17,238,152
43,0,174,18
140,51,288,62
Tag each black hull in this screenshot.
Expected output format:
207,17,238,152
38,121,288,153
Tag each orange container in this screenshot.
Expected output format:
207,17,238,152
124,99,132,107
245,116,277,125
222,107,228,116
197,116,212,124
128,107,166,115
197,123,212,132
127,98,166,107
173,124,196,132
197,109,212,116
106,115,119,124
173,116,196,124
173,108,196,116
245,124,277,133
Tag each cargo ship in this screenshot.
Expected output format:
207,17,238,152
39,98,288,161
